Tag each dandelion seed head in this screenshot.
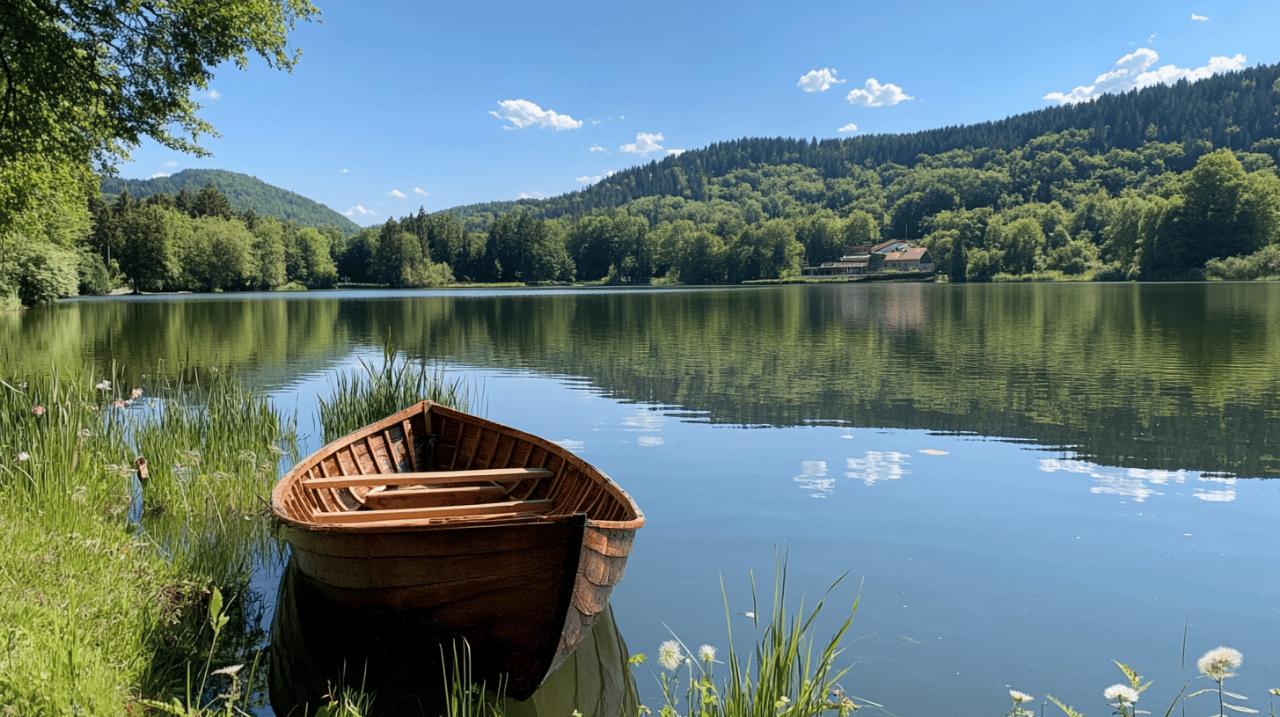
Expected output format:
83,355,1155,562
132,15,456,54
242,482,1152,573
657,640,683,671
1197,646,1243,680
1103,684,1140,705
698,644,717,663
1009,689,1034,704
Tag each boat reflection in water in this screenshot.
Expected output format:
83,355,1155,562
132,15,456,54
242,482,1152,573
270,560,640,717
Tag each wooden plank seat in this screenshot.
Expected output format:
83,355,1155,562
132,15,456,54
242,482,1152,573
311,498,553,525
301,467,552,490
362,484,509,510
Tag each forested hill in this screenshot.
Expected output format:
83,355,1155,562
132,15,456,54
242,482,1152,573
101,169,359,233
447,61,1280,226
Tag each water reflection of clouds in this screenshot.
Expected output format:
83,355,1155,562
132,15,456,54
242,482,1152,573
1038,458,1236,503
846,451,912,487
793,460,835,498
623,408,665,447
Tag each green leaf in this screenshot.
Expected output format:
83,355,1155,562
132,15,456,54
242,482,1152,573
208,587,223,626
1046,694,1086,717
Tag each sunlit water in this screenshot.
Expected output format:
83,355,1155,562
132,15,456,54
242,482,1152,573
5,283,1280,716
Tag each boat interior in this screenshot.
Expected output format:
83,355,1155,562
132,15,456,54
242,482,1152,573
275,402,641,529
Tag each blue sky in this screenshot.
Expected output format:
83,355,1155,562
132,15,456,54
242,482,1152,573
119,0,1280,226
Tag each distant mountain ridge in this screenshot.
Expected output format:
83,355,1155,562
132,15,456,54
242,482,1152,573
101,168,359,233
444,61,1280,227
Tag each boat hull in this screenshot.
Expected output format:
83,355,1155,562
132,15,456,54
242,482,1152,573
272,401,644,698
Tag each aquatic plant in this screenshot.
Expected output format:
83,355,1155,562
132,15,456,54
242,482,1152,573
0,367,293,714
637,558,862,717
319,345,481,442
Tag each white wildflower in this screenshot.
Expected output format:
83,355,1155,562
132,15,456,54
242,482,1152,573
1009,690,1034,704
16,451,30,462
1104,684,1140,705
657,640,683,671
698,644,717,663
1197,646,1243,680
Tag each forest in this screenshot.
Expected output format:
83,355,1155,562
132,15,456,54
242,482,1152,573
5,61,1280,305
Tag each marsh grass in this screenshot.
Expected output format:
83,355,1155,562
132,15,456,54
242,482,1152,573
0,366,294,715
319,346,480,442
639,559,861,717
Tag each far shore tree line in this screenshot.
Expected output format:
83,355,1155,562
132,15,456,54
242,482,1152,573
3,140,1279,307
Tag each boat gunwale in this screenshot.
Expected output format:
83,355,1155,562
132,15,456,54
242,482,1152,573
271,400,645,534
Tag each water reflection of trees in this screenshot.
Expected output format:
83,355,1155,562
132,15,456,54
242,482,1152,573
6,283,1280,476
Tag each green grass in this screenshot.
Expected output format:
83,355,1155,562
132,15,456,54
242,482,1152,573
0,366,293,715
319,347,480,442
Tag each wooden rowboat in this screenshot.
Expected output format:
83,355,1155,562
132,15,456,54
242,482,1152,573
270,400,644,698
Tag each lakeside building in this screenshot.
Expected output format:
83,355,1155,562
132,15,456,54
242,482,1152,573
801,241,934,278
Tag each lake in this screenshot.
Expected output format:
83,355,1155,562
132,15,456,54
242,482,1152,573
5,282,1280,716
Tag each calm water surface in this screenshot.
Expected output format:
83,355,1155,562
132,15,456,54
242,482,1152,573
5,283,1280,716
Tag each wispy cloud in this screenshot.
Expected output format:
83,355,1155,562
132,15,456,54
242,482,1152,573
797,67,846,93
589,145,608,153
620,131,667,155
388,189,407,199
148,172,170,179
1190,13,1209,22
163,160,179,168
846,78,914,107
490,99,583,130
413,186,428,196
343,204,377,218
1044,48,1246,104
339,168,349,174
837,123,859,133
517,191,546,200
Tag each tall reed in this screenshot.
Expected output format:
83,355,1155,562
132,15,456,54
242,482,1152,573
0,366,294,714
319,346,480,441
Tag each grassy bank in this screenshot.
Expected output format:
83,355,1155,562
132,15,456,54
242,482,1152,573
0,368,293,714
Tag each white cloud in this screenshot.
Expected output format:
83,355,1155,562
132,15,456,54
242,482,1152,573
1044,48,1246,104
1147,32,1158,43
665,148,686,157
343,204,377,217
198,88,221,101
388,189,407,199
489,99,583,130
846,78,914,107
517,191,546,200
412,186,428,196
589,145,608,153
339,168,349,174
837,123,859,133
797,67,846,93
163,160,179,168
576,175,602,185
148,172,170,179
620,131,667,155
1190,13,1209,22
